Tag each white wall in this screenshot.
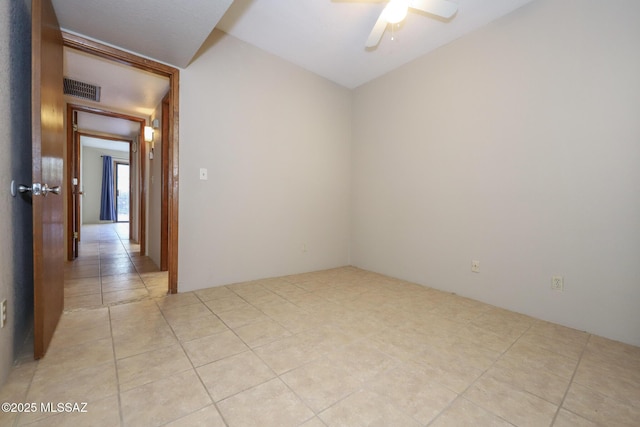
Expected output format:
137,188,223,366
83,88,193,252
0,0,33,386
351,0,640,346
179,30,352,290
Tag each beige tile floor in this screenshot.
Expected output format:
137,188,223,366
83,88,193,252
1,226,639,426
64,223,169,310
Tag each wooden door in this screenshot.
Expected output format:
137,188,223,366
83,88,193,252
32,0,65,359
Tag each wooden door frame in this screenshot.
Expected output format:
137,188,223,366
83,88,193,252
62,31,180,293
79,133,133,228
66,104,146,253
160,93,170,271
70,129,134,248
70,109,80,258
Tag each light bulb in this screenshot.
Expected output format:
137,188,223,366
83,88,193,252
383,0,409,24
144,126,154,142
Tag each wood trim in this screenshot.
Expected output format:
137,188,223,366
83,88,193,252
65,105,75,260
65,103,145,246
73,130,134,236
73,112,81,254
63,32,180,293
77,131,133,143
168,68,179,294
160,94,170,271
62,32,178,75
67,104,145,129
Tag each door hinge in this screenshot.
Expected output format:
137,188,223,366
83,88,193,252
73,232,78,239
72,123,78,132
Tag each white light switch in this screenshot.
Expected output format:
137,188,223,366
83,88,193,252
199,168,208,180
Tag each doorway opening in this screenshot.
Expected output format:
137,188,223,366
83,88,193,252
63,32,180,294
66,106,167,308
68,106,144,259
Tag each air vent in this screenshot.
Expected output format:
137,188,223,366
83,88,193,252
63,77,101,102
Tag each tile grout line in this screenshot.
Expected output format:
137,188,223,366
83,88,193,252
425,320,535,427
57,247,640,426
107,306,126,427
153,296,232,427
218,279,398,424
96,223,163,307
9,359,38,427
188,285,344,424
200,289,330,426
98,230,105,306
548,332,592,426
74,256,640,425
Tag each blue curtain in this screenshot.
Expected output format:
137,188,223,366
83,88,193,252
99,156,116,221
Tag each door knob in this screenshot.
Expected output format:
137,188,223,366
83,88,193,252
43,184,61,195
18,183,42,196
17,183,60,196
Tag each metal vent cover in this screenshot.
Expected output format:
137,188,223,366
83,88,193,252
63,77,101,102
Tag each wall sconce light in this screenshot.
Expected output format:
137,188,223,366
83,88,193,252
144,126,154,143
145,125,155,160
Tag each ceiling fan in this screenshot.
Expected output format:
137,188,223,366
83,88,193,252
363,0,458,47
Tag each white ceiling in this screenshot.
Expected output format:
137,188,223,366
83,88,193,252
215,0,536,88
54,0,536,91
64,48,169,117
76,112,141,140
52,0,235,68
81,136,130,154
55,0,537,136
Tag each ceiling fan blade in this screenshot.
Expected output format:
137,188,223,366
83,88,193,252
365,10,389,47
409,0,457,19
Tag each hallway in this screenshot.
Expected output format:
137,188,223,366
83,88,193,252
64,223,168,310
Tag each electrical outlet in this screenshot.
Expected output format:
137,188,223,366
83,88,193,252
552,276,564,291
199,168,208,180
0,299,6,328
471,260,480,273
